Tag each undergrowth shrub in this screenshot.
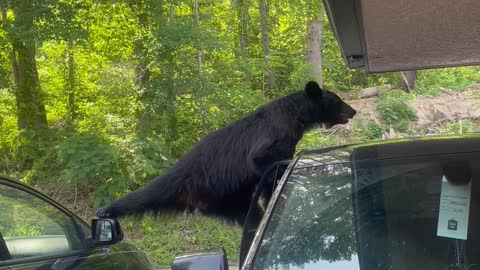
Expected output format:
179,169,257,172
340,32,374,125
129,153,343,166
354,120,385,140
377,90,417,132
439,120,477,135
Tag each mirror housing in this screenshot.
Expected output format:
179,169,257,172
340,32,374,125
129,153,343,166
171,249,229,270
91,218,124,246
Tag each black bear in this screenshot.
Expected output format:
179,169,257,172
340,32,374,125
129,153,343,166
96,81,356,224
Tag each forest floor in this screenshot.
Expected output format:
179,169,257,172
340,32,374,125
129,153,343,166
342,83,480,135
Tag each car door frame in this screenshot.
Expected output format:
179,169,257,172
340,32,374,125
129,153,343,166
0,176,113,270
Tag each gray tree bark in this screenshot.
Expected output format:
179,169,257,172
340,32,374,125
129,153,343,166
129,0,153,133
258,0,275,96
400,71,417,93
166,3,178,144
194,0,208,132
306,6,323,87
66,39,76,123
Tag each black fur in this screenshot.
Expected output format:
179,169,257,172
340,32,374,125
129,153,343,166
96,81,356,224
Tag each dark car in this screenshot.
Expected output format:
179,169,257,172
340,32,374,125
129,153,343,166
0,176,153,270
172,135,480,270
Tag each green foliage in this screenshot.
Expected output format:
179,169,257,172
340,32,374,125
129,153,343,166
118,135,174,184
281,59,315,95
7,224,43,237
415,67,480,96
57,133,118,185
38,0,90,43
54,133,116,208
0,89,18,174
439,120,477,135
377,90,417,132
296,130,343,152
11,130,48,171
354,120,385,140
0,31,10,89
55,133,174,209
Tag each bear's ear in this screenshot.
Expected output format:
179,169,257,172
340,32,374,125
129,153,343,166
305,81,323,99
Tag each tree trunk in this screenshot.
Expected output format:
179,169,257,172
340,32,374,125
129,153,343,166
306,6,323,87
166,55,177,142
400,71,417,93
236,0,251,83
194,0,202,72
166,3,178,144
258,0,275,97
130,0,152,133
237,0,249,58
193,0,208,132
9,2,48,131
66,39,76,123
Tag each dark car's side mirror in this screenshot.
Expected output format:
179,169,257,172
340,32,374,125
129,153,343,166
171,250,229,270
91,218,124,246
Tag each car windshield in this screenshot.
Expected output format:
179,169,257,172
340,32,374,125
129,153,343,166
252,151,480,270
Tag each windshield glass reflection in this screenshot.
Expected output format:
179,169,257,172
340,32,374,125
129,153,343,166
252,152,480,270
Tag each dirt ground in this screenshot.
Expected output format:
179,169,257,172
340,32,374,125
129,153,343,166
343,84,480,134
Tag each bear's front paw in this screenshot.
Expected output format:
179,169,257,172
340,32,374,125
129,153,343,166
96,205,116,218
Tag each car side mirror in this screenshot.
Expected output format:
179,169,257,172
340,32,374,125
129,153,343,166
171,249,229,270
91,218,124,246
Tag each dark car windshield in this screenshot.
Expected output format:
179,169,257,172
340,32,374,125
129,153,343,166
252,151,480,270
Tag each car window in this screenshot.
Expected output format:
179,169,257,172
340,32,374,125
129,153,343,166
252,152,480,270
0,183,85,262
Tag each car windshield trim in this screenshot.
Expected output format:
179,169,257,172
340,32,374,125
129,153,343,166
295,136,480,170
296,150,480,170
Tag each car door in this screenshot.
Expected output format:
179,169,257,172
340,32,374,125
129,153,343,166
0,180,113,270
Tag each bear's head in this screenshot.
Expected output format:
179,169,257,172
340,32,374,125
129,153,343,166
304,81,356,128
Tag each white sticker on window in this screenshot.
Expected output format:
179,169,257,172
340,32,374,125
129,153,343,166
437,176,471,240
